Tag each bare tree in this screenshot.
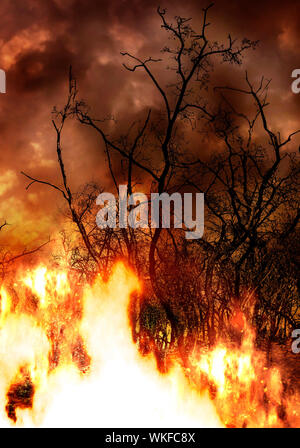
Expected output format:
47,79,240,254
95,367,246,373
72,4,257,337
181,73,300,346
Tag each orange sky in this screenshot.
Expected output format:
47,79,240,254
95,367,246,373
0,0,299,252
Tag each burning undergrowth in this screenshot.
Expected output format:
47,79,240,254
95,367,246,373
0,262,298,427
129,293,300,427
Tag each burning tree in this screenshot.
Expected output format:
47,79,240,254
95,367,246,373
23,3,259,335
181,73,300,350
17,4,299,427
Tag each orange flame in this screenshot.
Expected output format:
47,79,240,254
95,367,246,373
0,262,298,427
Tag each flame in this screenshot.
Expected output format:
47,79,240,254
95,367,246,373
188,318,300,427
0,262,298,427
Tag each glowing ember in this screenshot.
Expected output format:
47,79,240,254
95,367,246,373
0,262,298,427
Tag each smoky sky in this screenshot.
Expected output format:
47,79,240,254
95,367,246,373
0,0,299,249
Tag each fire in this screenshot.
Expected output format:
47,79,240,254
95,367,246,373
0,262,298,427
188,316,300,427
